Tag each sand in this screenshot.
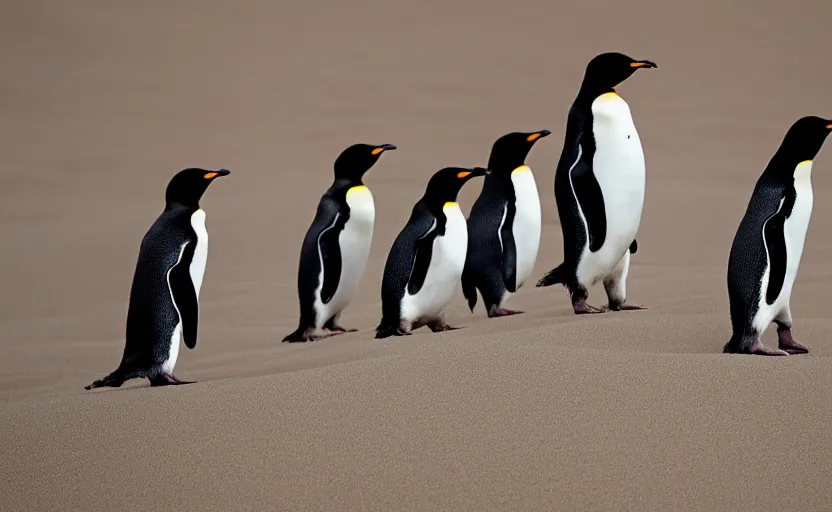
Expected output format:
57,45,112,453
2,0,832,510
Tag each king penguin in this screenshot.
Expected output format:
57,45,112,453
536,52,656,314
283,143,396,342
85,167,230,389
724,116,832,356
376,166,489,338
461,130,551,317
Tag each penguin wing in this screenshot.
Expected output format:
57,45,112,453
570,153,607,252
407,216,443,296
762,187,797,305
168,240,200,349
500,202,519,292
298,196,349,306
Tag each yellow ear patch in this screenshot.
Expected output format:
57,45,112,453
371,147,385,155
457,171,471,179
526,133,542,142
203,172,218,179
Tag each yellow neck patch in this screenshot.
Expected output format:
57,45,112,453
596,91,621,101
798,159,813,166
443,201,458,210
512,165,531,175
346,185,369,197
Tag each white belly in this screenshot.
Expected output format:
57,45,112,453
190,209,209,297
400,203,468,322
577,92,646,286
510,165,542,289
314,185,375,327
753,161,813,332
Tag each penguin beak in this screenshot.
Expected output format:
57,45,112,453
203,169,231,179
472,167,490,177
526,130,552,142
372,144,397,155
630,60,657,69
827,123,832,130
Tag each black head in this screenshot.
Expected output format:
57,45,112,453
165,168,230,208
487,130,551,173
772,116,832,166
579,52,657,97
422,167,490,209
333,143,397,183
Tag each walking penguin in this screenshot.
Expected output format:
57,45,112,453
85,167,230,389
376,167,488,338
725,116,832,356
536,52,656,314
283,143,396,342
462,130,550,317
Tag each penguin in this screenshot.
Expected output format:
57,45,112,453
85,167,230,389
461,130,551,317
724,116,832,356
283,143,396,342
536,52,656,314
375,166,489,338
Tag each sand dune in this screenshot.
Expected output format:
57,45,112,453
2,0,832,510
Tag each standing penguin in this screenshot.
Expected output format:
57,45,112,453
536,52,656,314
724,116,832,356
283,143,396,342
85,168,230,389
462,130,550,317
376,167,489,338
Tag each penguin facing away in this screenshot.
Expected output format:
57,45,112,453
462,130,551,317
376,166,489,339
536,52,656,315
283,143,396,342
724,116,832,356
85,168,230,389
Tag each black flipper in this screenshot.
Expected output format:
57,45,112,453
763,187,797,305
461,268,478,313
500,203,519,293
570,157,607,252
629,239,638,254
169,241,199,350
407,219,442,296
319,211,350,304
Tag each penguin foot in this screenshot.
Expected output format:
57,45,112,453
605,302,649,312
747,343,790,356
488,307,524,318
777,329,809,355
149,374,194,387
573,299,606,315
328,326,358,334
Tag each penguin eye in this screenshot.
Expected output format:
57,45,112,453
203,172,218,179
456,171,471,179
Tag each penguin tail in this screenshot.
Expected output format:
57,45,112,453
282,326,310,343
84,369,127,390
536,263,568,288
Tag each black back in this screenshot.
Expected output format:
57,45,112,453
462,130,550,312
285,143,395,340
726,116,832,348
119,168,229,374
539,53,654,290
376,167,488,337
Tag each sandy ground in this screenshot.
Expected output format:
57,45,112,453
2,0,832,510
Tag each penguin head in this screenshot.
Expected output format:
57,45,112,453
487,130,551,173
165,168,230,208
580,52,657,95
422,167,489,207
333,143,397,183
775,116,832,164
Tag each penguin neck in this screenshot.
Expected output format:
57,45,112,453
165,199,200,211
331,177,364,191
421,192,460,216
576,84,617,107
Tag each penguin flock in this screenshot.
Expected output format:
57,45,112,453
85,51,832,390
